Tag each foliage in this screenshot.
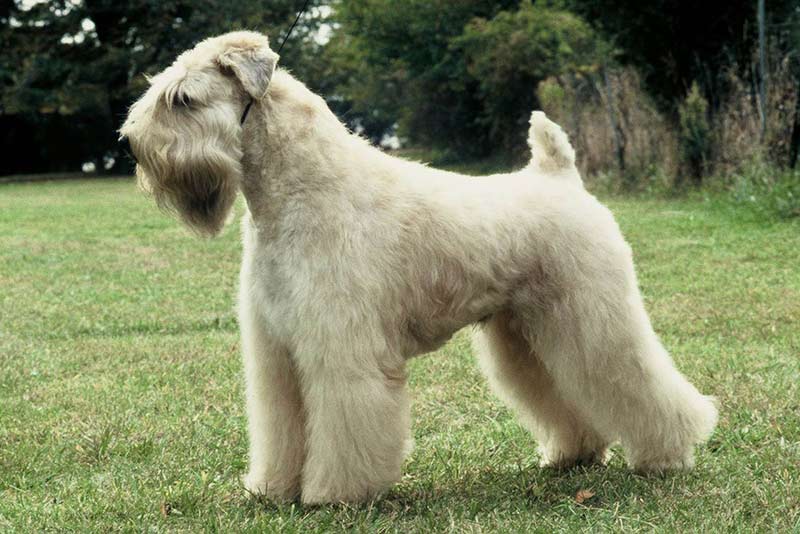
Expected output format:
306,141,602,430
677,82,711,186
0,0,325,174
766,172,800,219
2,1,798,181
732,160,800,220
536,68,678,192
327,0,605,160
563,0,797,110
327,0,521,156
454,1,606,158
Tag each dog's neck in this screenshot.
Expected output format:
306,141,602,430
238,69,372,226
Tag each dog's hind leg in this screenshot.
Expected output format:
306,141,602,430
295,342,412,504
239,289,306,501
473,311,609,468
522,284,718,473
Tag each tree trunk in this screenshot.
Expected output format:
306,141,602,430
790,76,800,169
600,67,626,175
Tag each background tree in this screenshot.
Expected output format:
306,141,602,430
326,0,522,159
1,1,797,177
562,0,757,112
565,0,800,167
454,1,606,159
326,0,604,161
0,0,324,175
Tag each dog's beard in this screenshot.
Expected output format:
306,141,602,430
130,113,242,237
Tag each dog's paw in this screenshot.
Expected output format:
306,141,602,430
540,447,611,470
300,485,386,506
630,454,695,475
242,472,300,502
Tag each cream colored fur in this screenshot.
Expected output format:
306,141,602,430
121,31,718,505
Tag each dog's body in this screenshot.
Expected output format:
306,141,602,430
122,31,717,504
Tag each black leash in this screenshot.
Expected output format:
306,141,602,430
278,0,311,56
240,0,311,125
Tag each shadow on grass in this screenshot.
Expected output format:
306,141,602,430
237,460,691,523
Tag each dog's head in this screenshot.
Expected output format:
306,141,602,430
120,31,279,236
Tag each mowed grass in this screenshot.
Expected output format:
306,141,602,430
1,178,798,533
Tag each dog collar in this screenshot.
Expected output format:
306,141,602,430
240,98,254,125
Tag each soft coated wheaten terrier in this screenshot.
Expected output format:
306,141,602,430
121,31,718,505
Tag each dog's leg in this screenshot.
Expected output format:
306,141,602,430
295,348,412,504
524,287,718,473
239,292,305,501
473,312,609,468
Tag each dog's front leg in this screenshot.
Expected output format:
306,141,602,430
295,346,412,505
239,290,305,501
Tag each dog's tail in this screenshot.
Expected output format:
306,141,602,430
527,111,580,183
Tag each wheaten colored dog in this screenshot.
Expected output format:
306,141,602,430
121,31,718,505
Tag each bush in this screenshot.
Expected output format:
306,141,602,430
455,1,605,160
536,68,677,192
711,52,800,177
731,161,800,219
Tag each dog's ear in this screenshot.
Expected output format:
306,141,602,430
217,45,279,99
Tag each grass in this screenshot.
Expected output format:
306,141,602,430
1,177,799,532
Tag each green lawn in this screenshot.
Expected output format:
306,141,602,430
1,178,798,532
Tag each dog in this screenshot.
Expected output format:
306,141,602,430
120,31,718,505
